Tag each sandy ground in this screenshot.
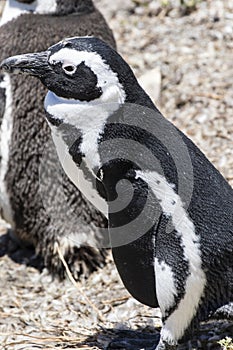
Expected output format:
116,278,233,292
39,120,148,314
0,0,233,349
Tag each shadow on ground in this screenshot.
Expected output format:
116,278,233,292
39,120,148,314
80,327,160,350
0,230,44,271
79,321,233,350
102,328,160,350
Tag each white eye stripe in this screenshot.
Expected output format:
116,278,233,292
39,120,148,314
48,48,126,103
49,48,120,86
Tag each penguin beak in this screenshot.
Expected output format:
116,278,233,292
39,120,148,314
0,51,49,77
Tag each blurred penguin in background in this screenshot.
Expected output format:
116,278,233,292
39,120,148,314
0,0,116,279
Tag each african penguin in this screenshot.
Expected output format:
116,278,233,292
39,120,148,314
1,37,232,349
0,0,116,279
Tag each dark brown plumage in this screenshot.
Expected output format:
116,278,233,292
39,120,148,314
0,0,115,279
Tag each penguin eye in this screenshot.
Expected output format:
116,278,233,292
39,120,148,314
62,64,76,75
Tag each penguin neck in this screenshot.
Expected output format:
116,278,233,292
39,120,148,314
44,89,120,216
44,86,126,131
0,0,57,26
44,88,125,174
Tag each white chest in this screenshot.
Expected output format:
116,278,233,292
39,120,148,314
50,127,108,217
45,91,119,167
44,91,123,218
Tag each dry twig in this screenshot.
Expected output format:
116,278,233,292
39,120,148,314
55,243,105,323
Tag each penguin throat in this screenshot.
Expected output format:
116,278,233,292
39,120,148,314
0,0,57,26
44,87,125,129
44,89,123,174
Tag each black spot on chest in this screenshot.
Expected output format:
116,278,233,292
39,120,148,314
46,111,63,127
69,137,84,166
46,113,85,165
59,123,84,166
59,123,107,203
0,74,6,125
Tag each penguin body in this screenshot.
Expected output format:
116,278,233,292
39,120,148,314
0,1,115,278
1,37,232,349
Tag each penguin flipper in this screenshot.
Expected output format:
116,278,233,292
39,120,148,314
101,164,159,308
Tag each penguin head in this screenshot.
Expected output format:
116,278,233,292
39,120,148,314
2,0,95,20
3,0,57,14
0,36,142,104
